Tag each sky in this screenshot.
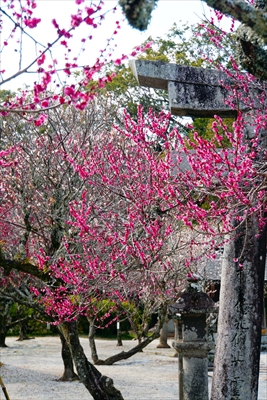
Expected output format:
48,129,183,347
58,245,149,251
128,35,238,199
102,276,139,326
108,0,211,50
0,0,222,91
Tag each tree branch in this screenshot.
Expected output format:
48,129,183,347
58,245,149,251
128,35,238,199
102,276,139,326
204,0,267,43
0,258,48,280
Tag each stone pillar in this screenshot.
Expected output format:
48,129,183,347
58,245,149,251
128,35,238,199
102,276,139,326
173,338,214,400
169,280,217,400
173,318,182,357
116,322,123,346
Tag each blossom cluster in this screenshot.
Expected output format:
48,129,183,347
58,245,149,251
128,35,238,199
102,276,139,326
0,0,151,118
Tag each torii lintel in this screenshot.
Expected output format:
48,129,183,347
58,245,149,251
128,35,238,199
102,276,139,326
129,60,249,118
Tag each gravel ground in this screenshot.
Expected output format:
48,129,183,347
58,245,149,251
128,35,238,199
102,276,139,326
0,336,266,400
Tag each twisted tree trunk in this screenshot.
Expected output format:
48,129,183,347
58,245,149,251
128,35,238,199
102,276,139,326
57,330,79,382
58,321,124,400
87,317,99,364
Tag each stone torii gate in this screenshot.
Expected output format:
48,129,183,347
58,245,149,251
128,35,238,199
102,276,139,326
129,60,266,400
129,59,250,118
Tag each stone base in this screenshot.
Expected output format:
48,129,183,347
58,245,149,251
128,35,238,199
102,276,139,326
156,343,171,348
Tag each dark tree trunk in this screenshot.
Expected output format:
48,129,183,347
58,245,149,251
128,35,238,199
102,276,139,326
58,321,124,400
0,314,32,346
211,217,266,399
87,315,162,366
0,307,11,348
57,330,79,382
87,317,100,364
0,329,8,347
16,319,34,341
17,322,28,341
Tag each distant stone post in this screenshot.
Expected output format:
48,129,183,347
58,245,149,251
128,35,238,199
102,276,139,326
116,321,123,347
169,279,218,400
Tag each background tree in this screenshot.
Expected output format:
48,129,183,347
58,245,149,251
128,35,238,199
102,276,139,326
0,1,162,399
0,93,195,395
0,96,127,399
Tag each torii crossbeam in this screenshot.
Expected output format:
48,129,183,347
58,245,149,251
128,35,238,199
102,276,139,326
129,59,250,117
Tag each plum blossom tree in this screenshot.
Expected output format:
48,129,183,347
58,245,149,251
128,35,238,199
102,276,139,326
0,99,129,398
0,96,198,395
0,1,138,395
0,0,151,118
0,98,224,397
2,1,267,399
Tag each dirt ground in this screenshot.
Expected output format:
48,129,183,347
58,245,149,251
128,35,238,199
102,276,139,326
0,336,266,400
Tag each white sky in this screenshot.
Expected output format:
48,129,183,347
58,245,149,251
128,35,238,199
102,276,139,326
110,0,211,49
0,0,226,91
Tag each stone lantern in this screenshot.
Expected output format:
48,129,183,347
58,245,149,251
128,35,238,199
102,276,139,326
169,278,218,400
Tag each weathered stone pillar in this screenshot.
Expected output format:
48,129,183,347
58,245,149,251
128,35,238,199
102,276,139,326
169,280,217,400
211,223,266,400
172,318,182,357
